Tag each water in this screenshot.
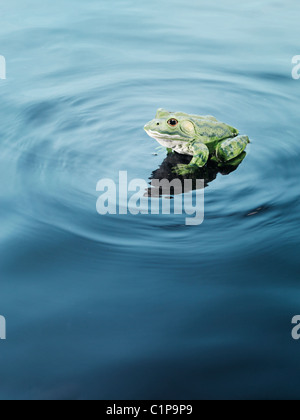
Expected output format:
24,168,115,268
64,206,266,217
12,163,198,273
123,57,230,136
0,0,300,400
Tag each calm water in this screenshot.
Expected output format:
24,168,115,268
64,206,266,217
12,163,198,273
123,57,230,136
0,0,300,400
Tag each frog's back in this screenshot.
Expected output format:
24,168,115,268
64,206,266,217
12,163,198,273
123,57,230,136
170,111,239,151
191,116,239,150
173,111,238,141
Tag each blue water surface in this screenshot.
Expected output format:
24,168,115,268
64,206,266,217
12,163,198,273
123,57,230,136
0,0,300,400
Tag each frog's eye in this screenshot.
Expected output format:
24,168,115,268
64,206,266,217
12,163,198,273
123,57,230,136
168,118,179,127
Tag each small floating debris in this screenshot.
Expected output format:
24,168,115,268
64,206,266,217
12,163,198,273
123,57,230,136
247,207,263,216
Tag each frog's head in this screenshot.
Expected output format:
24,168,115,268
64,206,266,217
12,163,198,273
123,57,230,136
144,109,196,147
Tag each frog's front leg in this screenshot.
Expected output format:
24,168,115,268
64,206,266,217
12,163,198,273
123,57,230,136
173,142,209,175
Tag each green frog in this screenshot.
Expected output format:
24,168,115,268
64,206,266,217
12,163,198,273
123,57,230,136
144,109,250,175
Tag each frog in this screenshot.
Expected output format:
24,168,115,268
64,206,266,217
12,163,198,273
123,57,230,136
144,108,250,175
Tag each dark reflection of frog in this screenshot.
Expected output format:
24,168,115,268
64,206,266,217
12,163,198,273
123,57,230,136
146,151,246,197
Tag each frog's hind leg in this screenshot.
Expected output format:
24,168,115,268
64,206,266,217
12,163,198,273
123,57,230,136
216,135,250,163
223,152,246,167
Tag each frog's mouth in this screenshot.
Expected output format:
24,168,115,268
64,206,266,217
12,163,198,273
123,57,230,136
145,129,188,149
145,129,183,141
